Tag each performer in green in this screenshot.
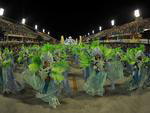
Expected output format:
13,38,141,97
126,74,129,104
106,54,124,90
84,48,107,96
1,48,23,94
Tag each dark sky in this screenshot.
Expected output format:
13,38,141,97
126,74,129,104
0,0,150,39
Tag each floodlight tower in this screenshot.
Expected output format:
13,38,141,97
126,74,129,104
134,9,142,21
111,19,115,27
0,8,4,16
43,29,45,33
21,18,26,25
35,25,38,30
134,9,140,18
92,30,95,34
99,26,102,31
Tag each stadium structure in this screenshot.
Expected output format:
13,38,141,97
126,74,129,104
0,16,57,47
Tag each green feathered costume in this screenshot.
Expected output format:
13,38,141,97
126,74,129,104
84,48,107,96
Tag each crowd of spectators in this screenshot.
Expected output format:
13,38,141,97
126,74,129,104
0,18,38,38
93,18,150,39
0,17,57,46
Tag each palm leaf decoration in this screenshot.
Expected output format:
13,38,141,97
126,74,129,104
98,45,115,60
41,44,54,53
17,46,29,63
17,50,25,63
91,40,100,49
32,56,42,65
29,63,40,73
29,56,42,73
71,45,81,55
79,49,92,68
143,57,150,63
2,49,12,68
121,45,146,64
51,61,68,84
2,59,11,68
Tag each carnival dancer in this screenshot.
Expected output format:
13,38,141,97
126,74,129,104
106,54,124,90
81,47,93,81
2,48,23,94
54,49,72,97
84,48,107,96
129,51,148,90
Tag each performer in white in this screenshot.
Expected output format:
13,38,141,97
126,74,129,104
64,36,77,45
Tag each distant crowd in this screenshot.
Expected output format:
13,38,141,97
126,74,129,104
0,18,37,38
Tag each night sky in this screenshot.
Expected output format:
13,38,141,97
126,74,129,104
0,0,150,39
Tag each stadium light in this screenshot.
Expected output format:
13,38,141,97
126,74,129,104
48,31,50,35
99,26,102,31
92,30,95,34
43,29,45,33
0,8,4,16
111,19,115,26
134,9,140,18
35,25,38,30
21,18,26,25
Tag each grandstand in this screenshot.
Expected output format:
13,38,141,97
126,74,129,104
0,17,56,46
87,18,150,44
